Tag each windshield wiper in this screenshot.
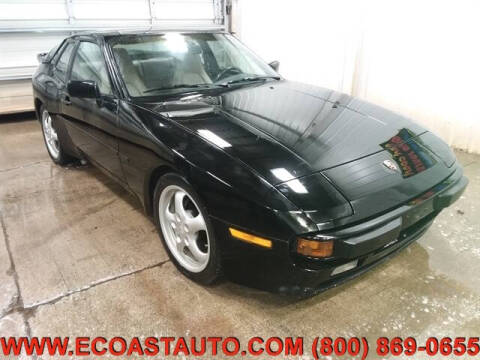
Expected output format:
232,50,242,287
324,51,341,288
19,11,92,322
143,76,280,94
220,76,281,87
143,83,225,94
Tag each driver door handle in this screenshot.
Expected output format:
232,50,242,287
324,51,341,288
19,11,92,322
62,95,71,105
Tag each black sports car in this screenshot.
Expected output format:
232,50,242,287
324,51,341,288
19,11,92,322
32,31,468,296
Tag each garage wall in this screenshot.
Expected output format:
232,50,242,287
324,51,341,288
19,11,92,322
235,0,480,154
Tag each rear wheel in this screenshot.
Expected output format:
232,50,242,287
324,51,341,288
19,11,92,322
40,106,74,165
154,173,221,284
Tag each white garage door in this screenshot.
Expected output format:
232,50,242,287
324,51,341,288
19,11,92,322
0,0,226,113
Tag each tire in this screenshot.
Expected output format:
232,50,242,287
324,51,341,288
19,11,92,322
153,173,222,285
40,105,75,165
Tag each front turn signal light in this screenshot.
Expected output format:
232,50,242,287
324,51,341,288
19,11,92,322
297,238,334,258
229,228,272,249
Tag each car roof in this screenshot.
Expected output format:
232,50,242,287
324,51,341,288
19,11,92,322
68,28,226,40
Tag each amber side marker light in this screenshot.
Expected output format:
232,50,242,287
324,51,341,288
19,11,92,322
297,238,334,258
229,228,272,249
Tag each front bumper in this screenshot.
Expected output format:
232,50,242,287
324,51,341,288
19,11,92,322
215,168,468,297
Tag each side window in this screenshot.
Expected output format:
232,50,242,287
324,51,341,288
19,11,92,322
70,42,112,95
53,42,75,82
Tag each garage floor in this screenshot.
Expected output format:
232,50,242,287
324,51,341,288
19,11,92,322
1,114,479,358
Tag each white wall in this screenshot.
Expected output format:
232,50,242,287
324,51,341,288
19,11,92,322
235,0,480,154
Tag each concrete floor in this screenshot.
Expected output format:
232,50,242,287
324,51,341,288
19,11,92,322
0,114,479,359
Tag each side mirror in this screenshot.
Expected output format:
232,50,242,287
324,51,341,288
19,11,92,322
269,60,280,72
67,80,98,99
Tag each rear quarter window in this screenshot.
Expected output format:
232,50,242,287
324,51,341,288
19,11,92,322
45,41,63,63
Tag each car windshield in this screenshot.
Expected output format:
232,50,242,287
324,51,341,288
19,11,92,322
109,33,278,97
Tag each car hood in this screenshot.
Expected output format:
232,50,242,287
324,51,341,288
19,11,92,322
140,80,428,186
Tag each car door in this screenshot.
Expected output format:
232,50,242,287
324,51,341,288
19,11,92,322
63,40,125,183
46,40,76,116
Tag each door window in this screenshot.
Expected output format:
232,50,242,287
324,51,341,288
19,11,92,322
53,42,75,82
70,42,113,95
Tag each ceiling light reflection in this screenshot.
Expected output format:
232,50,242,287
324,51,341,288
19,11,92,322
164,33,188,53
285,179,308,194
271,168,295,182
271,168,308,194
198,129,232,148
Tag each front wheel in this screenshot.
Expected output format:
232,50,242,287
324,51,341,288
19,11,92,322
153,173,222,284
40,106,74,165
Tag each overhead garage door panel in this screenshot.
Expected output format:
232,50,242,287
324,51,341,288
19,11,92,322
153,0,216,20
0,1,68,21
0,0,223,30
0,0,225,79
0,0,225,112
0,32,69,80
71,0,151,20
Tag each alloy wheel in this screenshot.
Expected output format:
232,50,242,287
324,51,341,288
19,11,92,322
158,185,210,273
42,110,60,159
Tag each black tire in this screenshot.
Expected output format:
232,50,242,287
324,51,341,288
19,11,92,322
39,105,75,166
153,173,222,285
